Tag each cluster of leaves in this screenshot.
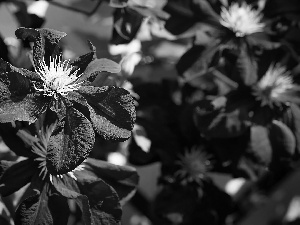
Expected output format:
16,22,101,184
0,25,138,225
102,0,300,224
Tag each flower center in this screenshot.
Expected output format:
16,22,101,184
220,3,264,37
34,55,83,98
253,64,294,106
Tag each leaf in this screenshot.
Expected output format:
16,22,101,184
0,123,38,158
269,120,296,168
78,58,121,84
0,94,48,124
46,107,95,174
247,125,272,165
0,159,35,197
52,176,93,225
194,97,249,138
233,49,258,86
83,158,139,202
111,8,144,44
15,185,70,225
75,175,122,225
15,28,66,67
79,86,136,141
282,104,300,157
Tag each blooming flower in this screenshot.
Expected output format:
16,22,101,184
0,121,138,225
0,28,136,174
175,146,211,185
220,3,265,37
252,64,300,107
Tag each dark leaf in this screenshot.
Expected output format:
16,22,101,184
0,123,38,158
0,94,48,124
46,107,95,174
52,177,93,225
111,8,144,45
194,97,249,138
75,174,122,225
0,159,35,197
15,184,69,225
79,86,136,141
269,120,296,168
82,158,139,202
282,104,300,158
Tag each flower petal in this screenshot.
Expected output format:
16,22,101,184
0,94,48,123
46,107,95,174
79,86,136,141
77,58,121,84
0,58,41,81
0,159,35,197
15,184,70,225
70,41,97,75
15,27,66,67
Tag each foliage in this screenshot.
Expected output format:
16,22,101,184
0,0,300,224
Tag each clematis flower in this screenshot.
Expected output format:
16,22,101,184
175,146,212,185
220,2,265,37
252,64,300,107
0,28,136,174
0,117,138,225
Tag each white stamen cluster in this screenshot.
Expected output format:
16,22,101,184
254,64,294,106
34,55,83,98
220,3,265,37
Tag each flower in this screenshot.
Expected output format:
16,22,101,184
220,3,264,37
175,146,211,185
33,55,83,98
0,121,139,225
0,28,136,174
252,64,300,107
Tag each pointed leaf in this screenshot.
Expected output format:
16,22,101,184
82,158,139,201
79,86,136,141
46,107,95,174
0,159,35,197
269,120,296,167
15,185,70,225
283,104,300,157
0,123,38,158
52,176,92,225
75,175,122,225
